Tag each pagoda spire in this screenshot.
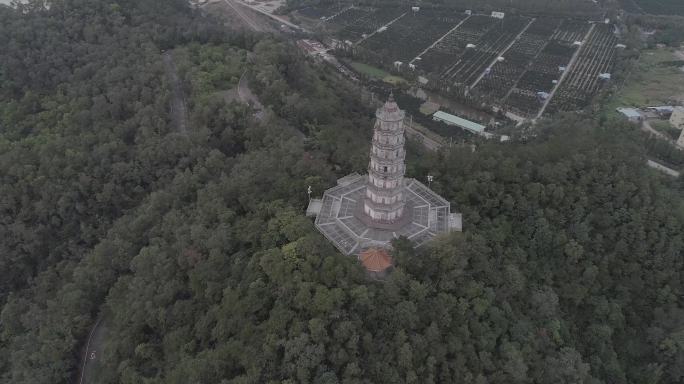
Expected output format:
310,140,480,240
362,94,407,224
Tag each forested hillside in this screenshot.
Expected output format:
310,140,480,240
1,1,682,384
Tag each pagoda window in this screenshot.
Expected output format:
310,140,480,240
383,166,387,173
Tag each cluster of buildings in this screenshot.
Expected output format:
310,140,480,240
618,105,684,148
617,105,684,123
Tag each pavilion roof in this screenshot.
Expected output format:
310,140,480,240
359,248,393,272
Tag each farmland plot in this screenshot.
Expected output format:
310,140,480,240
296,3,347,19
504,20,590,116
416,15,499,75
634,0,684,16
546,24,617,113
360,11,465,63
473,18,563,100
443,16,531,86
328,7,406,42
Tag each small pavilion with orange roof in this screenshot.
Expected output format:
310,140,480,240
359,248,394,278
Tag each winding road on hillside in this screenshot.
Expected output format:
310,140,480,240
77,317,107,384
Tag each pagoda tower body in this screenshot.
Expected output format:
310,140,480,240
364,95,407,223
307,94,462,263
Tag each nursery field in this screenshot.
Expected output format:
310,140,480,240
634,0,684,16
325,6,405,42
546,24,618,114
360,10,466,64
503,20,593,117
295,3,348,19
306,5,621,119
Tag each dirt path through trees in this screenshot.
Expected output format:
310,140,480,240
238,71,266,121
162,51,189,135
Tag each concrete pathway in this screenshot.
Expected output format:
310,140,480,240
647,159,681,177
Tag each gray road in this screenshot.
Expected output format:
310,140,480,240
78,317,107,384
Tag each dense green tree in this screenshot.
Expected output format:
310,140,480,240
1,1,683,384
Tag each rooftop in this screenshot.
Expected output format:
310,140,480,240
616,107,641,119
433,111,486,134
359,248,393,272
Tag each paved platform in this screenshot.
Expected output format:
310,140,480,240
309,174,461,255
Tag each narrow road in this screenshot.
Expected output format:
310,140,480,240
162,52,189,135
77,317,107,384
647,159,681,177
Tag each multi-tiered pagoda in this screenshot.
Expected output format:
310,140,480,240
363,94,407,224
307,94,461,273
